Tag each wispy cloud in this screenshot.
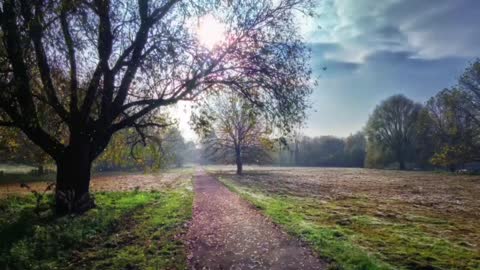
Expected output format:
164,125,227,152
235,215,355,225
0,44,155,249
302,0,480,137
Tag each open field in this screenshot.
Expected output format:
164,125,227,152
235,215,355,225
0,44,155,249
0,164,38,174
0,169,194,198
209,166,480,270
0,168,194,269
2,165,479,269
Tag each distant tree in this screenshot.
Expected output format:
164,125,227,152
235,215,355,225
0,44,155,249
271,133,366,168
414,108,436,169
181,141,199,165
459,59,480,127
364,139,392,168
290,136,344,166
192,93,273,174
269,128,302,166
271,139,292,166
161,127,187,168
95,124,187,171
0,79,67,174
366,95,422,170
423,89,478,171
0,127,52,174
290,127,303,165
0,0,313,213
344,132,366,167
311,136,345,166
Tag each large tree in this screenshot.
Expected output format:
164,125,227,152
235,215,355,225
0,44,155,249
366,95,422,170
192,93,272,174
0,0,313,213
459,59,480,126
423,88,478,171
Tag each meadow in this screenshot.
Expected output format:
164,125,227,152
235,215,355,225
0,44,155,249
0,168,194,270
2,165,479,269
209,166,480,270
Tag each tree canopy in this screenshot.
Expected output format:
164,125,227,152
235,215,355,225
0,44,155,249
366,95,422,170
423,88,478,171
0,0,314,213
192,92,272,174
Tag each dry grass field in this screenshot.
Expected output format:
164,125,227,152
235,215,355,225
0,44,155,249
0,169,194,198
210,166,480,270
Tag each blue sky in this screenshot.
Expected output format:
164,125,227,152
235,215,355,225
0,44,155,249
301,0,480,137
177,0,480,140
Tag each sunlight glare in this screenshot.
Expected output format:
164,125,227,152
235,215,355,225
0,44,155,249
196,14,226,50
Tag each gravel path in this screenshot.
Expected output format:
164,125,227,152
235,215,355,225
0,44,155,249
186,169,326,270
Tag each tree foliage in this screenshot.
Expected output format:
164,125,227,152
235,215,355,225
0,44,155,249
459,58,480,127
192,93,273,174
94,125,188,172
366,95,422,170
363,60,480,171
422,89,478,170
272,132,366,167
344,132,367,167
0,127,52,174
0,0,314,213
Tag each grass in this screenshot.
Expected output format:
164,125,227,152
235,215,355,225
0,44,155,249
0,173,193,270
216,172,480,270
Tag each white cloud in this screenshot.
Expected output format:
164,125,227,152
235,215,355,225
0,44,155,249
301,0,479,136
303,0,480,62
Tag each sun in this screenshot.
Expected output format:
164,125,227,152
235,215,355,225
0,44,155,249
195,14,226,49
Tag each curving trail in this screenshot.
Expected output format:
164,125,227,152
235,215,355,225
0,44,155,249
186,169,326,270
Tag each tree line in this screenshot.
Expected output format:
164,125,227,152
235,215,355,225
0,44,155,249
276,59,480,171
272,132,366,167
279,59,480,171
365,59,480,171
198,59,480,172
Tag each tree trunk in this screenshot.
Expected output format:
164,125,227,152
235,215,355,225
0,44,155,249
37,165,44,176
55,144,95,215
294,139,299,165
235,147,243,175
399,159,406,170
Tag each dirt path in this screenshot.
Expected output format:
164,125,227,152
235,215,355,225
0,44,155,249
186,169,326,270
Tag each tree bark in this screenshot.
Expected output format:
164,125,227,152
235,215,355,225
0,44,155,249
55,142,95,215
399,159,406,170
37,165,44,176
397,148,406,170
235,147,243,175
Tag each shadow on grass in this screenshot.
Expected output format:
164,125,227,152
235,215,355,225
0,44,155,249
0,186,193,270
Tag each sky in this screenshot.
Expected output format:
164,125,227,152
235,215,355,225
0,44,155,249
176,0,480,140
301,0,480,137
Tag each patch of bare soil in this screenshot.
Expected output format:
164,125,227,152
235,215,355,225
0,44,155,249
186,169,326,270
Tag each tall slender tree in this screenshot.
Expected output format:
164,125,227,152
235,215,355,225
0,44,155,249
0,0,313,213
